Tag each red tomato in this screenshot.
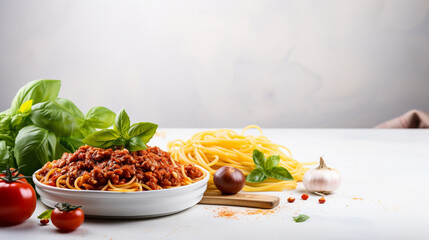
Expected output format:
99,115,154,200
51,207,84,232
0,176,37,226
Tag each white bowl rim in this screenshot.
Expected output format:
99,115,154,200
33,165,209,195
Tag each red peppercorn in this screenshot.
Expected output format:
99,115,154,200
301,194,309,200
319,197,326,204
40,218,49,225
287,197,295,203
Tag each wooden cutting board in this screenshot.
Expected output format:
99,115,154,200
199,191,280,209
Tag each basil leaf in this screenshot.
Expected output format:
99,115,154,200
293,214,310,223
128,122,158,143
71,126,96,139
37,210,53,219
85,106,116,129
14,125,57,176
268,166,294,181
0,115,11,133
114,109,130,137
0,108,12,116
0,134,14,146
11,114,22,127
93,140,118,149
110,137,127,147
55,141,70,159
87,137,126,149
1,146,17,169
82,129,120,147
11,79,61,114
0,141,8,168
81,126,96,137
55,98,84,120
265,155,280,170
59,137,83,153
30,101,77,137
252,149,265,169
0,140,13,170
126,136,148,151
246,168,268,183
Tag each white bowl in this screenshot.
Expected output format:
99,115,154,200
33,167,209,219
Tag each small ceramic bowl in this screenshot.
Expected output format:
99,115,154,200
33,167,209,219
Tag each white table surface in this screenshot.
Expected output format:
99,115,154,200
2,128,429,240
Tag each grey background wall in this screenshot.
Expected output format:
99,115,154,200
1,0,428,128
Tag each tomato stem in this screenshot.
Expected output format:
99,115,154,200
55,202,82,212
0,166,30,183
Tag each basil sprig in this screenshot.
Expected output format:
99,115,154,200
246,149,294,183
1,79,117,177
82,109,157,151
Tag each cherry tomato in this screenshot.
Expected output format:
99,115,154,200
0,170,36,226
51,204,84,232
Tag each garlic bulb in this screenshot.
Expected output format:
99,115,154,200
303,157,341,194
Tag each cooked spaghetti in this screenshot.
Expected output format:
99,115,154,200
35,145,206,192
167,125,308,191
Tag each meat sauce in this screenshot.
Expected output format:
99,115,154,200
37,145,204,190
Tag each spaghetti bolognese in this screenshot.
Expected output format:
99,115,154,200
35,145,206,192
